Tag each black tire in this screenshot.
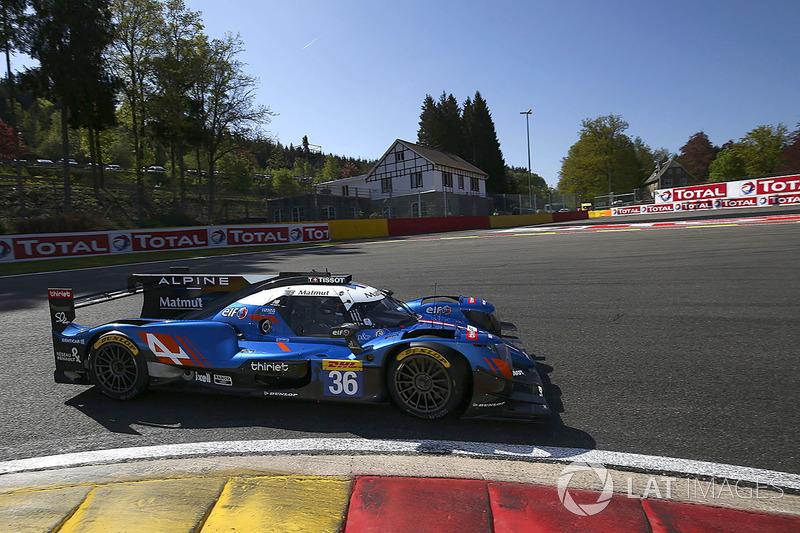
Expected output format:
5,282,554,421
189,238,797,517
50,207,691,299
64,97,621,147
387,345,469,419
88,333,148,400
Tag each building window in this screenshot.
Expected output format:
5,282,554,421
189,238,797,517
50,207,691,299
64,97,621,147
458,175,464,189
442,171,453,188
381,177,392,193
410,172,423,189
470,177,479,191
273,209,284,223
321,205,336,220
663,177,673,188
292,206,303,222
395,151,405,162
342,185,349,196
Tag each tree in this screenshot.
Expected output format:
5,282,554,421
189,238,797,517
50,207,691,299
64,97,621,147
632,136,672,185
150,0,204,207
417,90,506,192
28,0,117,212
322,154,343,182
735,124,789,176
201,32,273,222
462,92,506,193
417,94,441,148
777,123,800,174
708,149,746,182
0,116,23,157
110,0,163,223
677,131,718,182
1,0,29,215
558,114,640,200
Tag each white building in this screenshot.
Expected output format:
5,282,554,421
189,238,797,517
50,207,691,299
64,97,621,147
317,139,488,198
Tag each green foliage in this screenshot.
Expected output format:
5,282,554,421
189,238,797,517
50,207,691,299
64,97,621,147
777,123,800,174
735,124,789,175
322,155,343,182
13,212,112,233
558,114,641,199
272,168,301,197
505,166,547,196
708,149,746,182
416,90,506,193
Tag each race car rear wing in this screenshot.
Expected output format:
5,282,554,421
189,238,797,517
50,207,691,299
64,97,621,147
48,268,354,323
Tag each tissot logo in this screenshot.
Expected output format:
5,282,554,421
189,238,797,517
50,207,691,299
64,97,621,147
308,276,347,284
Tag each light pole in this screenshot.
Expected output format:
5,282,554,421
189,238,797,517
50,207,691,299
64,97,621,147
520,109,532,211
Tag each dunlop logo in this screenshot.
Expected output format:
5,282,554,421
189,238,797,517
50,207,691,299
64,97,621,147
322,360,363,371
93,334,139,355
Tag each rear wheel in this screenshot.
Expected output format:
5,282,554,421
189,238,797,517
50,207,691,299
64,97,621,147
89,334,148,400
388,346,468,419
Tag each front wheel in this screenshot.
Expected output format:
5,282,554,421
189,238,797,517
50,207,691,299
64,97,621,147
88,334,148,400
387,346,469,419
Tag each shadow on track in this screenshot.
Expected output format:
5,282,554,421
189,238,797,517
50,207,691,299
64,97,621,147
63,356,594,452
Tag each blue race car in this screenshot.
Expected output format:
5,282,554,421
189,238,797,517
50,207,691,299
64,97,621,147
48,270,550,421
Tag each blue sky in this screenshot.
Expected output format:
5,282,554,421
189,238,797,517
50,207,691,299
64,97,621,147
14,1,800,187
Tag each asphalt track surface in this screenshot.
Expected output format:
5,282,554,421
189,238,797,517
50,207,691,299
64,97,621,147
0,208,797,476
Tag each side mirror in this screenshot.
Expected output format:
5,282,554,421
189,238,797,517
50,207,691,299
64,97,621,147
330,323,364,355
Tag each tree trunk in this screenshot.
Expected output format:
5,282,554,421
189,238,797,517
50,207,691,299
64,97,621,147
5,45,24,216
208,152,215,223
87,126,98,194
95,130,105,188
178,142,186,210
60,105,71,213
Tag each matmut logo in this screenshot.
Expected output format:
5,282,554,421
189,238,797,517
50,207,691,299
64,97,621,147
672,183,727,201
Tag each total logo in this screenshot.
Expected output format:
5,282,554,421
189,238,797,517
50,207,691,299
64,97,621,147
741,181,756,195
290,228,304,242
0,240,11,260
112,234,131,252
210,229,226,245
659,191,672,202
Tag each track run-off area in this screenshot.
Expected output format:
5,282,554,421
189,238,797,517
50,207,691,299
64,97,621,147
0,208,797,485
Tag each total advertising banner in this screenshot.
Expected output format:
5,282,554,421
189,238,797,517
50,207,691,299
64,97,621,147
611,174,800,216
0,223,330,262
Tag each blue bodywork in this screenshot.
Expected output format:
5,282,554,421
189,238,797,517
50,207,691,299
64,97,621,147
48,272,550,421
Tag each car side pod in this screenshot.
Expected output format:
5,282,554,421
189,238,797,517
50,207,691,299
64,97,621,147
330,323,364,355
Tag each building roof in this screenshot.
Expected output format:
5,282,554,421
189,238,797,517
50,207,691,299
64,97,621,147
643,159,695,186
365,139,488,182
398,140,488,177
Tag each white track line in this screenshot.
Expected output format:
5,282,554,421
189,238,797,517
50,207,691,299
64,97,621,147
1,438,798,490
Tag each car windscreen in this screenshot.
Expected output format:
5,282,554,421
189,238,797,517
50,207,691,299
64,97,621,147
347,296,417,328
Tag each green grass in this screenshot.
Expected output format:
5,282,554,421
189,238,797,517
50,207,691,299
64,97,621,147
0,242,331,277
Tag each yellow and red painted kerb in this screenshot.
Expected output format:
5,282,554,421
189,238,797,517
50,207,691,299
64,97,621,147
1,474,796,533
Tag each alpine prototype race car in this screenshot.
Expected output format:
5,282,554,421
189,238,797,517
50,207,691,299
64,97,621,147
48,270,550,421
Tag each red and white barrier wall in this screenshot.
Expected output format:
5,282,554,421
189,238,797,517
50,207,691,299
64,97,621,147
0,223,332,262
612,174,800,216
